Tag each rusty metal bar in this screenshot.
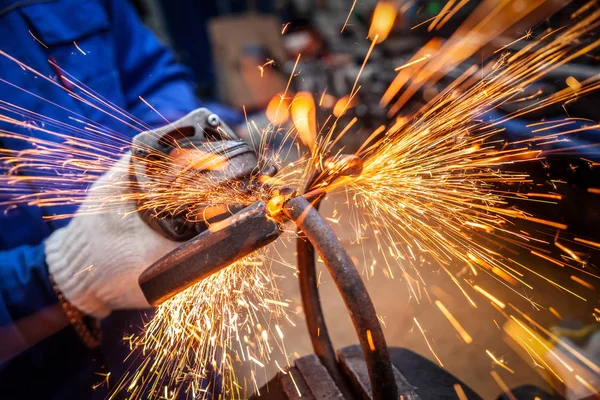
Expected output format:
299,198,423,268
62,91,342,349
283,195,398,400
139,201,281,306
296,166,356,399
297,219,358,399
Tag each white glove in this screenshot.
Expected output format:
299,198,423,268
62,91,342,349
45,153,178,318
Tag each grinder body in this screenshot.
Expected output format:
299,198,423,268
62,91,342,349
130,108,261,241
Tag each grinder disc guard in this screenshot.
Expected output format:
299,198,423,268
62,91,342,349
130,108,260,241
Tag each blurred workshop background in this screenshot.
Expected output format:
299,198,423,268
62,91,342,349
128,1,600,398
132,0,600,156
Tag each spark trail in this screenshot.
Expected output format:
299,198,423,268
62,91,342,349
309,4,600,306
114,251,291,399
288,3,600,397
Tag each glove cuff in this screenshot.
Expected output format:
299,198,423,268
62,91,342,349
45,218,111,318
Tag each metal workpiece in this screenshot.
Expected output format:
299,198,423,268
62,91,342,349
296,168,357,400
294,354,345,399
282,195,398,400
338,346,419,400
296,233,355,398
302,155,363,204
324,154,364,178
130,108,260,241
138,201,281,306
253,347,422,400
278,367,314,400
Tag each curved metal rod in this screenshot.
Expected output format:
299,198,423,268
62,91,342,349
296,199,356,399
284,196,398,400
295,168,354,397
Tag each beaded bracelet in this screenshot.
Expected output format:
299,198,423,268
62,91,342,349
49,274,102,348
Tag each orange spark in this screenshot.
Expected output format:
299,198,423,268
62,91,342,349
28,30,48,49
341,0,358,33
394,54,431,71
73,41,86,55
571,275,595,291
574,237,600,249
549,307,562,319
414,317,443,366
566,76,582,90
473,285,505,309
291,92,317,152
454,384,468,400
435,300,473,344
490,370,517,400
368,2,397,44
530,250,565,268
266,93,290,125
486,350,515,373
366,330,376,351
333,95,355,117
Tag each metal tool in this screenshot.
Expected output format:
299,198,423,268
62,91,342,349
130,108,274,241
132,108,397,399
133,109,484,400
138,201,281,306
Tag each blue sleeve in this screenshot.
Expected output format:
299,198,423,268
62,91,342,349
106,0,201,126
0,243,57,327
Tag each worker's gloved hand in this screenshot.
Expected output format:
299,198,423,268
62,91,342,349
45,153,178,318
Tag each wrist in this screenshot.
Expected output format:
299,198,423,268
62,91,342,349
47,273,102,348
